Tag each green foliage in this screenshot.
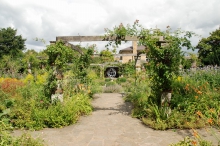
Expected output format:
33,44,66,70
76,47,94,80
99,49,114,63
141,70,220,130
103,84,122,93
22,50,42,74
170,136,213,146
116,77,127,84
0,73,93,130
0,55,24,78
0,120,44,146
105,78,111,82
197,28,220,65
182,57,192,69
44,41,74,69
0,27,26,58
124,72,151,118
102,80,122,93
8,93,92,130
11,133,45,146
105,21,196,106
43,69,57,98
119,61,136,76
105,81,117,86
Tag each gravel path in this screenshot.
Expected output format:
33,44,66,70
12,93,220,146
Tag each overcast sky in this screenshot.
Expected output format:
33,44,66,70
1,0,220,53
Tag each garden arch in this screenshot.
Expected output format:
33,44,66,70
50,35,164,77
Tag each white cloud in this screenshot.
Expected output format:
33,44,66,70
0,0,219,52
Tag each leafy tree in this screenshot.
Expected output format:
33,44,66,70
76,46,94,80
99,49,114,63
0,55,23,76
44,41,74,70
0,27,26,58
105,21,195,107
43,41,75,98
119,61,136,76
22,50,44,74
197,28,220,65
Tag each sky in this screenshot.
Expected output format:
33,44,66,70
0,0,220,53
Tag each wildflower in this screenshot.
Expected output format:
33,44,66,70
207,118,213,124
196,111,202,117
195,96,198,99
197,91,202,94
193,130,199,138
177,76,182,81
191,140,197,145
185,85,189,91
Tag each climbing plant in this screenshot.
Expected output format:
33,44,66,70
105,21,196,106
75,45,95,82
43,41,74,98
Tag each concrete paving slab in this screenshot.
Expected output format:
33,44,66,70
12,93,220,146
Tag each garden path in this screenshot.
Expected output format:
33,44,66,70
12,93,220,146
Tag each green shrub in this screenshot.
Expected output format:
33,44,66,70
125,70,220,131
105,78,111,82
12,133,45,146
9,92,92,130
169,136,213,146
103,84,123,93
105,81,116,86
124,73,151,118
116,77,127,84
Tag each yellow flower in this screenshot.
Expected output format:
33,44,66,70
177,76,182,81
195,96,198,99
23,74,34,83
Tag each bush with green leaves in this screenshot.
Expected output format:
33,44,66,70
169,136,213,146
105,21,196,107
0,73,93,130
9,93,92,130
0,120,44,146
136,70,220,130
124,72,151,118
116,77,127,84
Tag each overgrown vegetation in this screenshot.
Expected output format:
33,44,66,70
0,24,219,146
104,21,220,145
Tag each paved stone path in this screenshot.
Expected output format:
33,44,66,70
12,93,220,146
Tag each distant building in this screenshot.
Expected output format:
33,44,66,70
118,44,147,64
92,41,148,65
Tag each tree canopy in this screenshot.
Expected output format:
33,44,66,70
197,28,220,66
105,21,195,106
0,27,26,58
99,49,114,63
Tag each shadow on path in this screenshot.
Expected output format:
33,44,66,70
11,93,220,146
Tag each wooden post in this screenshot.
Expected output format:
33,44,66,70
132,41,137,55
